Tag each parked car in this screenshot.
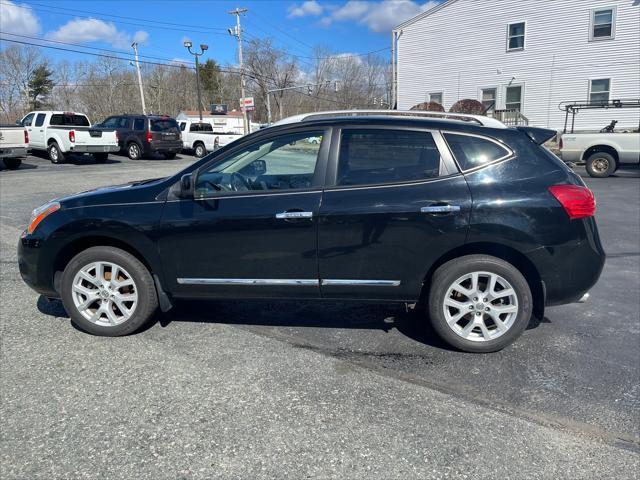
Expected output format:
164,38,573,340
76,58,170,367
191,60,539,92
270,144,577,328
0,124,28,169
20,111,119,164
18,110,604,353
560,128,640,178
95,114,182,160
178,120,216,157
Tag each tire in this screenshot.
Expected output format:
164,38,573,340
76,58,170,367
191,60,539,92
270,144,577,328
127,142,142,160
194,142,206,158
2,158,22,169
48,142,64,164
94,152,109,163
585,152,616,178
60,246,158,336
427,254,532,353
164,152,177,159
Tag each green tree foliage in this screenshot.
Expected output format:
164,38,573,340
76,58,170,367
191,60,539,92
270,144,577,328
198,59,222,105
28,64,54,110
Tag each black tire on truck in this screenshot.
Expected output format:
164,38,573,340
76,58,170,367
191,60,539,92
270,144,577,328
194,142,206,158
94,153,109,163
2,158,22,169
585,151,616,178
48,142,65,164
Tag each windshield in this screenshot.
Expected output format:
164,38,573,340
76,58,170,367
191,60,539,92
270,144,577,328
150,119,180,132
50,114,90,127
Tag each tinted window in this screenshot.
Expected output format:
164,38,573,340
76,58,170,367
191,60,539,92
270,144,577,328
150,118,179,132
22,113,34,126
444,133,510,170
117,117,130,129
337,129,441,186
35,113,46,127
195,131,323,197
180,122,186,131
101,117,118,128
134,118,145,131
50,114,90,126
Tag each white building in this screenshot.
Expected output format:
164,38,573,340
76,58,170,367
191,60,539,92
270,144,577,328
175,110,259,134
393,0,640,131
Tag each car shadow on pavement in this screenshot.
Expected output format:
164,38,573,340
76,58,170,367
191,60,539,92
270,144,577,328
37,296,549,351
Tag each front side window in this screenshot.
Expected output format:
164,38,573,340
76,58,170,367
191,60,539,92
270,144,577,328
429,92,443,105
444,133,511,171
505,85,523,111
507,22,525,50
337,129,441,187
180,122,186,131
22,113,35,126
481,88,497,112
589,78,610,104
195,131,323,197
117,117,130,129
101,117,118,128
35,113,46,127
591,8,614,39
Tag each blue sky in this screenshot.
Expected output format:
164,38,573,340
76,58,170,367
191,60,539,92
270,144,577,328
0,0,439,69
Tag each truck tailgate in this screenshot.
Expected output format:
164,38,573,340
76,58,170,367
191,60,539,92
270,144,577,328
0,127,27,148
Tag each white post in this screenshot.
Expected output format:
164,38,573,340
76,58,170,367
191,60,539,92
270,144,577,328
131,42,146,115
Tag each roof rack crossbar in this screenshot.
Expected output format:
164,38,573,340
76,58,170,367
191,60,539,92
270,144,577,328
273,110,507,129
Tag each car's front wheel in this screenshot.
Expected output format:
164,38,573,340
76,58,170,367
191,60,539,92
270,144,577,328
48,142,64,164
427,254,532,353
60,246,158,336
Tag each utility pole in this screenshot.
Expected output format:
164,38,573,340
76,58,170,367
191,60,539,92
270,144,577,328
131,42,147,115
228,7,248,134
266,80,335,124
183,41,208,121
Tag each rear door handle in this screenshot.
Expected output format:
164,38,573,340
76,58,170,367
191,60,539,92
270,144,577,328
275,211,314,219
420,204,461,214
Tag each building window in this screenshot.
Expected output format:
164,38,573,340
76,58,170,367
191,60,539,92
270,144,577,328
507,22,525,50
505,85,523,111
481,88,497,112
429,92,443,105
589,79,610,104
591,8,615,40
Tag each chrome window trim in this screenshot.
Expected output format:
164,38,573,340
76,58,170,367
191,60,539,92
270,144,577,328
440,131,515,174
322,173,462,193
166,189,323,203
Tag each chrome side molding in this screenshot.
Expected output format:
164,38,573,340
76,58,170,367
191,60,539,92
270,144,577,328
177,278,402,287
321,279,401,287
275,211,314,219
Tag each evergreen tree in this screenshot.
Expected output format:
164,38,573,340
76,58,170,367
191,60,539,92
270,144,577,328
28,64,54,110
198,59,222,105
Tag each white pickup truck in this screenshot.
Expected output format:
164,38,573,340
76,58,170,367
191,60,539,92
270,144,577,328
20,111,119,164
560,129,640,178
0,125,28,169
178,119,243,157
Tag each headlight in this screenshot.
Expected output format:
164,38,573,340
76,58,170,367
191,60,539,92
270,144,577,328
27,202,61,234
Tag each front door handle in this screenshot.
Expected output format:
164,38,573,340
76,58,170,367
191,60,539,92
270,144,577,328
421,204,461,214
275,211,314,219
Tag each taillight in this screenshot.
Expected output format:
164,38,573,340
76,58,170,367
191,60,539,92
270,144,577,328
24,130,29,143
146,131,153,143
69,131,75,143
549,185,595,220
115,130,119,141
558,137,563,150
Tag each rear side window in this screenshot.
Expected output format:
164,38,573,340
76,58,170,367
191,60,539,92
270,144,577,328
150,119,179,132
337,129,441,186
443,133,511,170
134,118,145,131
35,113,46,127
117,117,130,128
50,114,90,127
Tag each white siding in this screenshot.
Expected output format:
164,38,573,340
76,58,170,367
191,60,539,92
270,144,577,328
396,0,640,131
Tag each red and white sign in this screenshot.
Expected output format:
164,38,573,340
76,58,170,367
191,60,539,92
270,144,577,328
240,97,255,112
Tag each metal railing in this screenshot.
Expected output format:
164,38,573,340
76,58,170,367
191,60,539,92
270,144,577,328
489,109,530,126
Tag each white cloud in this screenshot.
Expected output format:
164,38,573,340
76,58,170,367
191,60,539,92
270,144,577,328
288,0,324,18
0,0,41,36
324,0,440,33
46,18,149,49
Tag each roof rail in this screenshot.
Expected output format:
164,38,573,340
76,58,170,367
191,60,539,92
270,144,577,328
273,109,507,129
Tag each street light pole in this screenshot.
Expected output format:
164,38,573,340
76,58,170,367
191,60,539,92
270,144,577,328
131,42,146,115
183,41,208,122
266,80,335,124
228,8,248,134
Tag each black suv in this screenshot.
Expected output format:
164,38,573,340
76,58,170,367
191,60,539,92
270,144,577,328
96,114,182,160
18,111,604,353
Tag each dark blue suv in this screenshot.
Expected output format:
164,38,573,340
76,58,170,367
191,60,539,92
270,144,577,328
18,111,604,352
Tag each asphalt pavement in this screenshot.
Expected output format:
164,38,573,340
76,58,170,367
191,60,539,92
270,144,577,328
1,152,639,479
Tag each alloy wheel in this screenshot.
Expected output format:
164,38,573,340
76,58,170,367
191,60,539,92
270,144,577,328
443,271,519,342
71,261,138,327
129,144,140,159
592,157,610,174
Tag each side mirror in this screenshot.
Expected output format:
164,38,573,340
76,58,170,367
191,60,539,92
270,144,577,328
15,120,22,126
180,173,193,196
251,159,266,176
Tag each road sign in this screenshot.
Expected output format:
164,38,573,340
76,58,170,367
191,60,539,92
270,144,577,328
240,97,255,112
210,104,228,115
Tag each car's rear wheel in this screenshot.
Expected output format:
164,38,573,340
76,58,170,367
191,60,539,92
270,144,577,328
48,142,64,164
427,254,532,353
586,152,616,178
2,158,22,169
60,246,158,336
194,142,206,158
127,142,141,160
